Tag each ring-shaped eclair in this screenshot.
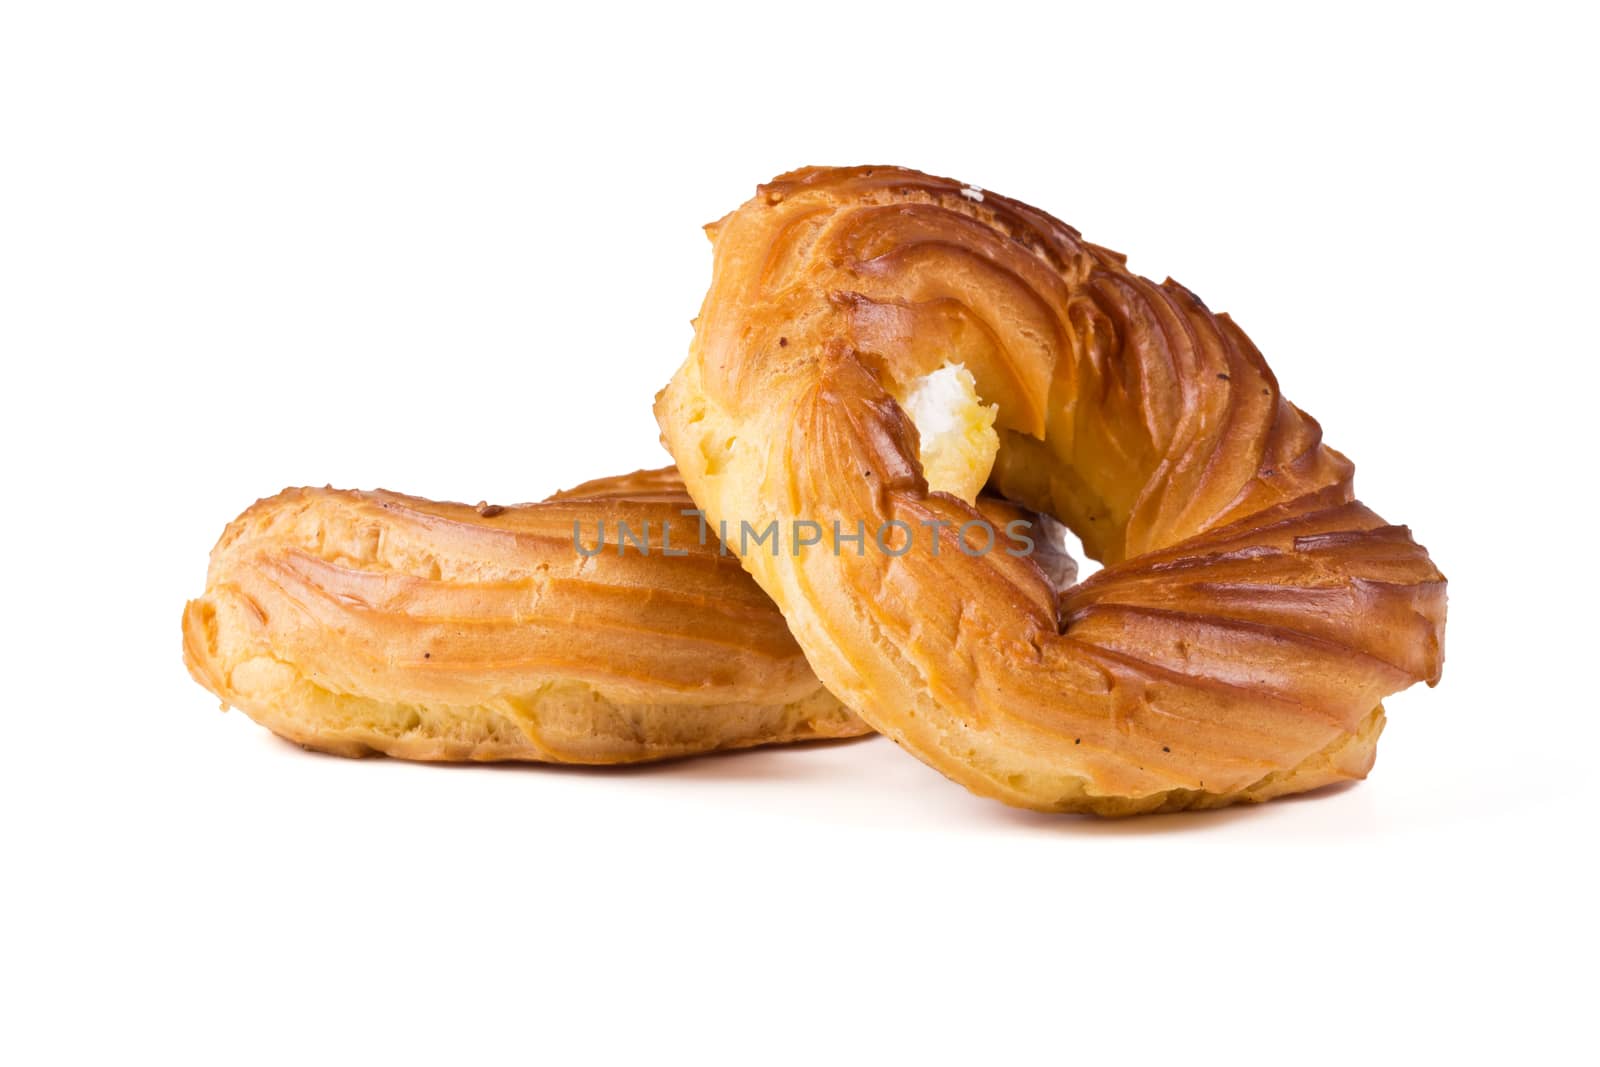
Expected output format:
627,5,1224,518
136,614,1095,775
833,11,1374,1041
657,166,1446,814
183,468,868,762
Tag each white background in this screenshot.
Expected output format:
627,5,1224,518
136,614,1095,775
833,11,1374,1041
4,2,1595,1063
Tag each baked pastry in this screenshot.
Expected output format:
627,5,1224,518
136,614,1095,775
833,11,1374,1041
182,467,868,762
656,165,1447,814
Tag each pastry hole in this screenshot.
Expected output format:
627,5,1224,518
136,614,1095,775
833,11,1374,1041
1030,511,1081,594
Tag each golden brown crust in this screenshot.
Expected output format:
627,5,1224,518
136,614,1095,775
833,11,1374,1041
182,468,867,762
657,165,1446,813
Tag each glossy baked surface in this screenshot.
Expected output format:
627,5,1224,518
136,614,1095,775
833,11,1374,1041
183,469,867,762
657,165,1446,813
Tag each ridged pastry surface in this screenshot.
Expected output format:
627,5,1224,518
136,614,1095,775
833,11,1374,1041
656,165,1446,814
183,468,867,762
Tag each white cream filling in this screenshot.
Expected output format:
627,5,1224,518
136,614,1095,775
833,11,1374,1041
897,362,999,504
